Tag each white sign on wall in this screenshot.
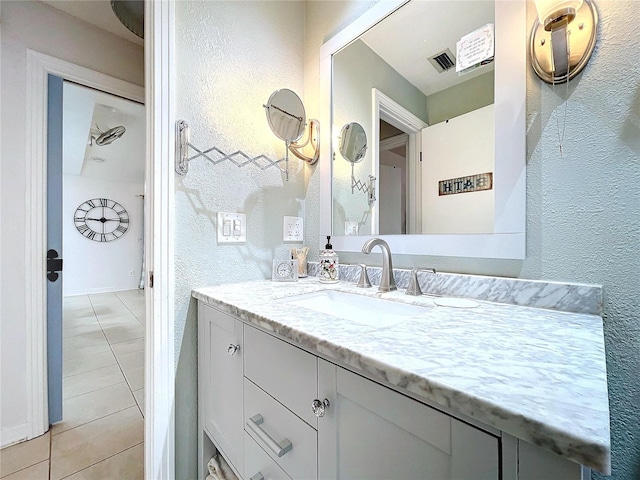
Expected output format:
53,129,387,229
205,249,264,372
456,24,495,73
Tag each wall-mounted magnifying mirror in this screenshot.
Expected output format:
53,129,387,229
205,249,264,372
339,122,367,163
319,0,526,259
264,88,320,181
264,89,306,143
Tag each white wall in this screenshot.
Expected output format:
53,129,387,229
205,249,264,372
421,104,494,234
63,175,144,296
0,0,143,446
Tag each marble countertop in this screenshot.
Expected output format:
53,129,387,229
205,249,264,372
193,277,610,474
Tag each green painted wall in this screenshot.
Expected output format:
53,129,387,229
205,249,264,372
426,71,494,125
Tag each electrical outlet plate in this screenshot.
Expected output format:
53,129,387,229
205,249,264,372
345,221,359,236
283,216,304,242
217,212,246,243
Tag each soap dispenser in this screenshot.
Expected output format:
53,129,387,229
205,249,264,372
319,236,339,283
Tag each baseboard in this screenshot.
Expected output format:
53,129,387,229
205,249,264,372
1,423,28,449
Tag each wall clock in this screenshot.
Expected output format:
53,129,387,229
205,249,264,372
74,198,129,242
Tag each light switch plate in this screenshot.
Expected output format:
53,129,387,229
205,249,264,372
283,216,304,242
217,212,246,243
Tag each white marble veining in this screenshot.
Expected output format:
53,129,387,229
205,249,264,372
307,262,603,315
193,277,610,474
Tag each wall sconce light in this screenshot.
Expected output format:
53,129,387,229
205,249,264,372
530,0,598,83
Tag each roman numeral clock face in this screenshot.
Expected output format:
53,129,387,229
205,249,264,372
74,198,130,242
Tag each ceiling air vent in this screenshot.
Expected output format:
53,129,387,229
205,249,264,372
427,48,456,73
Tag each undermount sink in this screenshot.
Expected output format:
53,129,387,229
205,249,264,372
281,290,433,328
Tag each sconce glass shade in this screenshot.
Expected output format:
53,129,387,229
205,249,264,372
535,0,583,30
530,0,598,83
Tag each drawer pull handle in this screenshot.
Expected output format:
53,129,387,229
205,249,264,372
249,474,264,480
228,344,240,356
312,398,330,417
246,414,293,457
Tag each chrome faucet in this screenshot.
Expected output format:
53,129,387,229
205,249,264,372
405,268,436,296
361,238,396,292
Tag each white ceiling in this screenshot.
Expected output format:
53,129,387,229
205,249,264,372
41,0,144,46
360,0,495,96
63,82,145,183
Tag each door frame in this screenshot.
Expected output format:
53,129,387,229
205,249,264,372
371,88,427,234
144,1,176,478
25,49,144,437
25,4,176,473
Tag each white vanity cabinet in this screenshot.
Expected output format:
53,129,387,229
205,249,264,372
198,303,244,479
241,324,498,480
317,360,499,480
197,300,590,480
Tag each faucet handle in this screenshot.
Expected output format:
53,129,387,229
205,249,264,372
405,268,436,296
357,264,372,288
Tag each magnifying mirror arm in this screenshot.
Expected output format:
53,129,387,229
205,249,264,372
288,119,320,165
350,166,376,206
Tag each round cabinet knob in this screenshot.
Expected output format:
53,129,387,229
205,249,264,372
228,344,240,356
312,398,330,417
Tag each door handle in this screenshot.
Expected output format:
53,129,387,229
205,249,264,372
47,249,63,282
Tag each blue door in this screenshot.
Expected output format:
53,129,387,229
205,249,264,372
47,74,64,424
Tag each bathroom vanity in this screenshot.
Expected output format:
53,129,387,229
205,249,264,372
193,271,610,480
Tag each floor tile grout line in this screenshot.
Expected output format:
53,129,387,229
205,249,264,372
0,446,50,479
113,289,145,326
94,295,145,411
51,404,139,438
58,380,129,402
57,441,144,480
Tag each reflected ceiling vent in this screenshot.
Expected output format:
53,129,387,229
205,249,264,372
427,48,456,73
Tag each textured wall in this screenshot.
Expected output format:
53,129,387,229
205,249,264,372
330,1,640,478
522,2,640,478
174,2,305,477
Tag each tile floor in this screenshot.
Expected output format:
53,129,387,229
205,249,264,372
0,290,145,480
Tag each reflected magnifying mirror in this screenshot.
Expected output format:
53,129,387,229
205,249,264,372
339,122,375,205
339,122,367,164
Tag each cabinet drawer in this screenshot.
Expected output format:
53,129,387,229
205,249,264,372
244,378,317,480
244,432,292,480
244,325,317,426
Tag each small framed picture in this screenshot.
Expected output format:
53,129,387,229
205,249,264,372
272,259,299,282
